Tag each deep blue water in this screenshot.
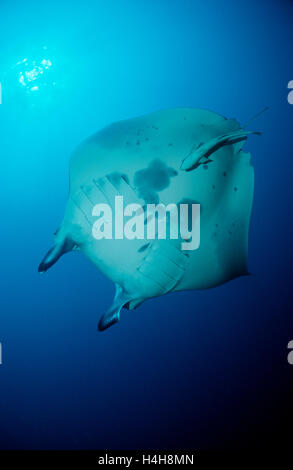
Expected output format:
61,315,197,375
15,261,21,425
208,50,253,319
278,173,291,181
0,0,292,449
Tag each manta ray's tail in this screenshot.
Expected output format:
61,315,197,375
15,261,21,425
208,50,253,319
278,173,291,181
38,237,75,273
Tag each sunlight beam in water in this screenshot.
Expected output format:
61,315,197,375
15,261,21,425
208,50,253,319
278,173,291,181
17,55,53,92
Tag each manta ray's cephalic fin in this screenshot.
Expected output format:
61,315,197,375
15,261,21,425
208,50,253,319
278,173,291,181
180,129,260,172
38,237,76,273
98,284,131,332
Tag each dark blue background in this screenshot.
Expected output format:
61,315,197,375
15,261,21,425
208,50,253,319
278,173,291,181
0,0,292,449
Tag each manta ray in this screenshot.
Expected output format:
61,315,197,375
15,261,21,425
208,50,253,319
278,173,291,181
39,107,259,331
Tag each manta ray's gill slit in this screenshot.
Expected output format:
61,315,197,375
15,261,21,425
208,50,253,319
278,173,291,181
136,266,167,291
153,253,187,281
138,243,150,253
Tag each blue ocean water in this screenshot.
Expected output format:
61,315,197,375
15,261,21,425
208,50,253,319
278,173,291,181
0,0,292,449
